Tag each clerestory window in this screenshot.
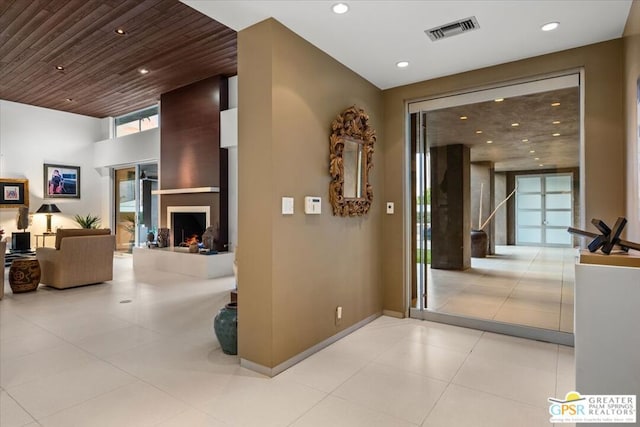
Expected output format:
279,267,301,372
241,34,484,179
115,105,159,137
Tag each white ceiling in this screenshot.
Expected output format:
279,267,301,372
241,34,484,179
184,0,632,90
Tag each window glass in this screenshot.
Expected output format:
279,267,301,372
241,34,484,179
115,106,159,137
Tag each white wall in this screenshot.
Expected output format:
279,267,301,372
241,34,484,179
0,100,107,246
94,128,160,168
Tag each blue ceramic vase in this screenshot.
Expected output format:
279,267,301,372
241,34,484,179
214,302,238,355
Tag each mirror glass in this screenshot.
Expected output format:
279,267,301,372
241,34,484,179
343,138,364,198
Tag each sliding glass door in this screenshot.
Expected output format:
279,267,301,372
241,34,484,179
113,164,158,253
407,73,581,344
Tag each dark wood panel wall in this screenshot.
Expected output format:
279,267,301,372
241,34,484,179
160,75,229,250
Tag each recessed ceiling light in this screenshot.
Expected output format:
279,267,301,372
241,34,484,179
65,98,73,102
551,102,561,107
534,157,540,160
332,3,349,14
396,61,409,68
486,140,493,144
553,120,561,124
553,133,561,137
138,68,149,75
541,22,559,32
475,130,483,134
530,150,536,153
522,138,529,142
539,164,545,167
494,98,504,102
55,65,64,71
459,116,468,120
511,123,519,127
115,28,126,35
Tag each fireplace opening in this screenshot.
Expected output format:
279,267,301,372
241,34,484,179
171,212,206,247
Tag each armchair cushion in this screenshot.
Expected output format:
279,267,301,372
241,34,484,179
55,228,111,250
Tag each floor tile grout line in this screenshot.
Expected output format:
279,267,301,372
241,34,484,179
420,330,485,425
450,381,554,411
284,392,332,427
2,307,228,423
4,256,571,426
2,388,38,425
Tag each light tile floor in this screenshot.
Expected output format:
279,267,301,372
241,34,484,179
425,246,576,332
1,256,575,426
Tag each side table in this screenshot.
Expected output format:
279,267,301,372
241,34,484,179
9,258,41,293
35,233,56,248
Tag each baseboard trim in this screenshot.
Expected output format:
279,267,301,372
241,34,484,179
409,308,574,346
382,309,405,319
240,312,381,377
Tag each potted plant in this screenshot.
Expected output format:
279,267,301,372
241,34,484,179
74,213,101,229
122,213,136,253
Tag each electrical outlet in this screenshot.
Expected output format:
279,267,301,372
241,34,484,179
386,202,394,214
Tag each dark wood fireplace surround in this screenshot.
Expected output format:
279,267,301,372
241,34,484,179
159,75,229,251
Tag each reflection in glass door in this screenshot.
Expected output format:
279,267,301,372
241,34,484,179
516,173,573,247
407,73,581,345
114,164,158,253
114,168,136,253
410,112,430,310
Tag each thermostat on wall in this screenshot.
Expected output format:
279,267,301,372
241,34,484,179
304,196,321,214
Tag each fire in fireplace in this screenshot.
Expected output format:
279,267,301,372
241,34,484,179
171,212,206,247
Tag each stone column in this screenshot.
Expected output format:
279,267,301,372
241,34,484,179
430,144,470,270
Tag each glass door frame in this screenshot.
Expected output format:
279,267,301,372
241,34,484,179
112,163,158,252
404,72,584,346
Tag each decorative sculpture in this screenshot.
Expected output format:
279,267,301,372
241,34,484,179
157,228,170,248
568,217,640,254
17,206,29,231
202,225,218,250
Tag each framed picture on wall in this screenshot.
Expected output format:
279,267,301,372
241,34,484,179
0,178,29,208
43,164,81,199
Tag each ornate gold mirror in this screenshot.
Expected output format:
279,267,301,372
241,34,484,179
329,106,376,216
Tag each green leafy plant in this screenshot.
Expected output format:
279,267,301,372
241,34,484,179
74,213,101,229
122,213,136,234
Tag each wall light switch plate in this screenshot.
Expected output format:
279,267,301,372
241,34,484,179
304,196,321,214
386,202,394,214
282,197,294,215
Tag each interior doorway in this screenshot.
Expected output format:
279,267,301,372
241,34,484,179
407,73,582,344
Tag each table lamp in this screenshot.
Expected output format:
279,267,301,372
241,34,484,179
36,203,61,233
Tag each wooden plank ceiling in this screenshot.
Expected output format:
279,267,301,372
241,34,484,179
0,0,237,118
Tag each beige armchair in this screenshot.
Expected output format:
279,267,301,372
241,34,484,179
36,229,115,289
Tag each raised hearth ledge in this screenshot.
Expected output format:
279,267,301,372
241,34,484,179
132,247,233,279
152,186,220,195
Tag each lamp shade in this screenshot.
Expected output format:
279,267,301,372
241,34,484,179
36,203,61,214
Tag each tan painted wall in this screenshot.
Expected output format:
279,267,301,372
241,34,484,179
238,19,383,368
382,40,625,313
624,0,640,242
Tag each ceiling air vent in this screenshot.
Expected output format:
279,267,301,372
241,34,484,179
425,16,479,41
